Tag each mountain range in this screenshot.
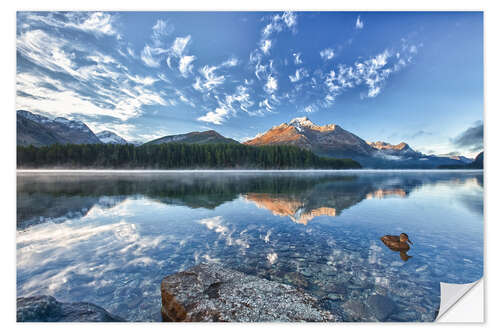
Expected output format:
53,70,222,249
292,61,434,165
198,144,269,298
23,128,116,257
17,110,481,169
17,110,131,146
244,117,475,168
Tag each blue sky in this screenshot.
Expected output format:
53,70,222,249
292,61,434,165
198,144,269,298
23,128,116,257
16,11,483,156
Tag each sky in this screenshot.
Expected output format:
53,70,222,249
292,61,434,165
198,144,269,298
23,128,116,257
16,11,483,157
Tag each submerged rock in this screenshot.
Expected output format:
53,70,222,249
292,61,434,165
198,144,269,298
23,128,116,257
341,299,372,321
366,294,396,321
161,263,337,322
17,295,124,322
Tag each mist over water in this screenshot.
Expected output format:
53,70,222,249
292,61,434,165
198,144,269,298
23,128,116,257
16,171,483,321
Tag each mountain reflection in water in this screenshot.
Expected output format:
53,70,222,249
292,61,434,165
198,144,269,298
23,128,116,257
17,171,483,322
18,172,482,228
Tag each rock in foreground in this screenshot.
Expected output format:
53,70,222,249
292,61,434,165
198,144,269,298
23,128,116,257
161,263,337,322
366,294,396,321
17,295,124,322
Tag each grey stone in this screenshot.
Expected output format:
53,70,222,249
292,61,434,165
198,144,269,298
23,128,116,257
17,295,125,322
161,263,337,322
366,294,396,321
341,299,372,321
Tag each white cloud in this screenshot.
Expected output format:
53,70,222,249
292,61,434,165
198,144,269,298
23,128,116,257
171,35,191,57
126,47,136,58
138,21,176,67
17,30,81,78
17,58,168,122
193,65,225,92
323,44,418,100
197,106,230,125
140,45,165,68
197,85,255,124
175,89,195,107
179,55,196,77
126,74,157,86
21,12,118,37
264,75,278,94
289,68,308,83
260,39,272,54
367,86,381,97
254,63,267,80
293,52,302,65
225,85,254,114
304,105,316,113
151,19,173,47
16,72,131,120
221,57,239,67
320,48,335,60
16,15,182,127
157,73,169,83
261,11,298,38
74,12,117,36
259,99,273,112
282,11,298,29
356,15,364,29
251,11,298,65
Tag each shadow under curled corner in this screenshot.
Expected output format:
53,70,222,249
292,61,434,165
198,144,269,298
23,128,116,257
435,279,483,322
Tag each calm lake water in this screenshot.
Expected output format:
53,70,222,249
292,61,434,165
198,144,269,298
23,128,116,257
16,170,483,322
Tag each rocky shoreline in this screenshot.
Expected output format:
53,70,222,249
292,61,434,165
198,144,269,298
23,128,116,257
17,295,124,322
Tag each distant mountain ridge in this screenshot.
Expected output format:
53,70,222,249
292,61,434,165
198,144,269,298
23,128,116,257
145,130,239,145
367,141,422,159
17,110,101,146
96,131,128,145
245,117,375,156
245,117,473,169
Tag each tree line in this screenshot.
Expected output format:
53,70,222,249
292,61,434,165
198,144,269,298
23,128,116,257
17,143,362,169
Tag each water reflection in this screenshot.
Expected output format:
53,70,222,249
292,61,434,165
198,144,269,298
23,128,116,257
16,171,483,322
18,172,477,228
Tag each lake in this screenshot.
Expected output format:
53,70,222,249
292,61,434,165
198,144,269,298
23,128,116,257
16,170,484,322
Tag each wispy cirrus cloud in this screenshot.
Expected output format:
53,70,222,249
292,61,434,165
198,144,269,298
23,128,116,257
220,57,239,67
16,22,171,123
324,41,419,99
178,55,196,77
289,68,308,83
264,75,278,94
151,19,174,47
193,65,225,92
355,15,364,29
292,52,302,65
198,85,256,124
17,29,82,78
19,12,119,37
260,39,272,54
320,48,335,60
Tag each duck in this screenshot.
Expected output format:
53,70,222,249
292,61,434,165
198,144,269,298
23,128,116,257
380,233,413,252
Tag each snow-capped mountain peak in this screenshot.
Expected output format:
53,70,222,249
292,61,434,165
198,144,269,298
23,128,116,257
289,117,315,127
96,131,128,144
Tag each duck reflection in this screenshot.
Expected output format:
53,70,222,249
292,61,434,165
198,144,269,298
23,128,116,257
380,233,413,262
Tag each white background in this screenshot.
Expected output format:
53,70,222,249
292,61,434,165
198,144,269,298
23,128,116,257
1,0,497,332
